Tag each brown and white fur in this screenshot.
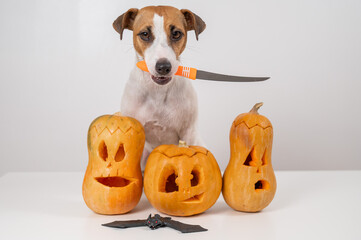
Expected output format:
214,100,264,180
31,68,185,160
113,6,206,168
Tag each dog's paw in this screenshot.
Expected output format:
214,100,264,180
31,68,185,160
144,120,165,131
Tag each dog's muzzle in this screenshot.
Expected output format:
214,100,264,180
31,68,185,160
152,58,172,85
151,75,172,85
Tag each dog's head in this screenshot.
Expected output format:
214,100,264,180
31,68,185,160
113,6,206,85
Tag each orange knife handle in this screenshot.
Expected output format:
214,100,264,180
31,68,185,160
136,61,149,72
175,66,197,80
137,61,197,80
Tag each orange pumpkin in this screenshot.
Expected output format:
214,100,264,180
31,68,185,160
223,103,276,212
144,141,222,216
82,112,145,214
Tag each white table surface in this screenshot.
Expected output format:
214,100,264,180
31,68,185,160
0,171,360,240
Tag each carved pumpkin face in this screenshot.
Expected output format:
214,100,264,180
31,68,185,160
144,141,222,216
223,103,276,212
82,113,145,214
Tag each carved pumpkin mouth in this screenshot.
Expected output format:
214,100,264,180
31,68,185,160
183,193,204,203
95,177,132,187
255,180,270,191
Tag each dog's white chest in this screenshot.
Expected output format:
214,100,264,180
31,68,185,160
136,92,183,148
121,69,198,151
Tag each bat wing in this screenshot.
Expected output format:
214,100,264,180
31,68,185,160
102,220,146,229
163,218,207,233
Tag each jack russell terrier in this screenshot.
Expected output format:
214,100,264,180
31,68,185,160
113,6,206,168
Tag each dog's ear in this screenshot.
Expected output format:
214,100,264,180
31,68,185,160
181,9,206,40
113,8,139,40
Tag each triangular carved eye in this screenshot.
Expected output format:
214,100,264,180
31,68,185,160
261,150,267,166
98,141,108,161
243,148,256,167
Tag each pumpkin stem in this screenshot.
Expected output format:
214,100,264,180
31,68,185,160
250,102,263,114
113,112,122,116
178,140,189,148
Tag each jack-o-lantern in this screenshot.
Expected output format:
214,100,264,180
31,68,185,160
82,112,145,215
223,103,276,212
144,141,222,216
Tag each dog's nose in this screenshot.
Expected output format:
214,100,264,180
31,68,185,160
155,58,172,75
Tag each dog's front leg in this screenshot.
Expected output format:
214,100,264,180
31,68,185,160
179,125,205,147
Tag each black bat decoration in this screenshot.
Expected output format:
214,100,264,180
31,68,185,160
102,214,207,233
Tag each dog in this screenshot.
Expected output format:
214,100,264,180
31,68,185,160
113,6,206,168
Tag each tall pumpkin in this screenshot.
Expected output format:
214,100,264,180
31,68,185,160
144,141,222,216
83,112,145,215
223,103,276,212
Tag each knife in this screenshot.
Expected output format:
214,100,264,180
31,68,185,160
136,60,269,82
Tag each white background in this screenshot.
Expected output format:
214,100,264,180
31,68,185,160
0,0,360,176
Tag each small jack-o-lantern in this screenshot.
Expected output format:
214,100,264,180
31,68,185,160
82,112,145,215
223,103,276,212
144,141,222,216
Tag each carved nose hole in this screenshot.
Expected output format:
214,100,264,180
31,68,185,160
115,144,125,162
107,162,112,168
191,169,200,187
255,180,270,191
98,141,108,161
165,173,179,193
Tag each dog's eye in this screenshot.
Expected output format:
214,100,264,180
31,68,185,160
138,31,151,42
171,31,183,41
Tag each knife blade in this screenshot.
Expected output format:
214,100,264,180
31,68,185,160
195,70,269,82
136,61,270,82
